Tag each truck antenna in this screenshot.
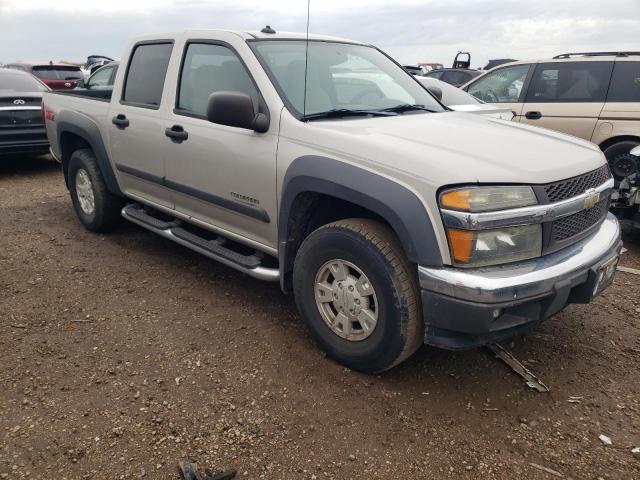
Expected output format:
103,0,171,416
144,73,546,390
303,0,311,120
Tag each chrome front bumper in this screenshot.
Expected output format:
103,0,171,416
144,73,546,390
419,213,621,304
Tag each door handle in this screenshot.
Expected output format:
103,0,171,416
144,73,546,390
112,114,129,129
525,111,542,120
165,125,188,143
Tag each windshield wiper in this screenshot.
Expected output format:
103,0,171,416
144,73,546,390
303,108,397,121
380,104,439,114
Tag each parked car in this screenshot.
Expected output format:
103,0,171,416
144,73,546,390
423,68,482,87
402,64,425,76
43,29,621,373
462,51,640,227
418,62,444,72
483,59,518,70
76,62,119,90
81,55,116,79
415,77,514,120
5,63,83,90
0,68,50,155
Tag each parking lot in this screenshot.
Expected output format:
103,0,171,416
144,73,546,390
0,155,637,479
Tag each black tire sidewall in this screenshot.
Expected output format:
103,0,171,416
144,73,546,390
294,227,412,373
604,141,640,178
68,151,104,231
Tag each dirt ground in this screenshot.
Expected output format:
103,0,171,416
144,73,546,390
1,155,639,480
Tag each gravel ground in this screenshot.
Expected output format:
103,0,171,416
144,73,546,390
1,155,639,479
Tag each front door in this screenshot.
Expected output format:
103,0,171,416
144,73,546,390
163,40,278,249
520,61,613,140
108,41,174,208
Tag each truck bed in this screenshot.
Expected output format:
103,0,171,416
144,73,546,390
51,88,113,102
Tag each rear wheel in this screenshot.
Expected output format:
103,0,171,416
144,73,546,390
293,218,423,373
603,140,640,181
68,148,123,232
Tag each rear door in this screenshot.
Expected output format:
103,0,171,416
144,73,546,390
592,59,640,145
464,63,532,121
108,41,174,208
520,61,614,140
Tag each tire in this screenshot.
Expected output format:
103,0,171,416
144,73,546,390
68,148,123,232
293,218,423,373
603,140,640,180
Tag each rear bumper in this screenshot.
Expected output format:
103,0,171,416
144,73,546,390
418,214,622,349
0,127,49,155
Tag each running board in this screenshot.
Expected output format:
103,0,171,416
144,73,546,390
121,204,279,281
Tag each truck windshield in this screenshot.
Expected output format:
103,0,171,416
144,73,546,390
252,40,445,119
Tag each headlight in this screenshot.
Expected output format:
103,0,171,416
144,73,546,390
440,186,541,267
440,186,537,212
446,224,542,267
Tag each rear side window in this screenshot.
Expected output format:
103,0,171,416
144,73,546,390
607,61,640,102
122,42,173,107
526,61,613,103
177,43,260,117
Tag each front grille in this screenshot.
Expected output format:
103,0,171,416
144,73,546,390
552,198,608,241
0,97,42,108
543,164,611,203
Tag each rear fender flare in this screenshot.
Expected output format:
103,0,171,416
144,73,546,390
57,110,123,196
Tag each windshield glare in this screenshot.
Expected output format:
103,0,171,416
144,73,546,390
252,40,444,117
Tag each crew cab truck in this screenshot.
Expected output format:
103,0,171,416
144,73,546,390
43,29,622,373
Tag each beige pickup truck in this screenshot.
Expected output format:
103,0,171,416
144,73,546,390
43,29,622,372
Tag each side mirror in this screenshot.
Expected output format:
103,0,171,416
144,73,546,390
206,91,269,133
427,86,443,101
76,78,85,89
631,146,640,157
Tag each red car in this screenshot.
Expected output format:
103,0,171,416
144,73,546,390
5,63,83,90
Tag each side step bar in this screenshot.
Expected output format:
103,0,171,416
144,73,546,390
121,204,279,282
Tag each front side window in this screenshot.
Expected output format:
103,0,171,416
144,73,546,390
87,65,115,89
467,64,530,103
252,40,444,117
607,61,640,102
122,42,173,107
526,61,613,103
177,43,260,117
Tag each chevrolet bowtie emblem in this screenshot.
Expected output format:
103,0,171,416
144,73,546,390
583,188,600,209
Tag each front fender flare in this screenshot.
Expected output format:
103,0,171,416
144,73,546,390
278,155,443,290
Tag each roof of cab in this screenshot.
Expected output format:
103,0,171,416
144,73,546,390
130,29,367,45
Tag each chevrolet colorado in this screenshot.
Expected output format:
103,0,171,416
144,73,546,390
43,29,622,373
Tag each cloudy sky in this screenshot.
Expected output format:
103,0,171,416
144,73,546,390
1,0,639,67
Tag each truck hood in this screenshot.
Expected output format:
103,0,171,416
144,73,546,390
302,111,605,185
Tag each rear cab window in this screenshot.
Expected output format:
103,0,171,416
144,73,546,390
606,61,640,102
122,42,173,108
526,61,613,102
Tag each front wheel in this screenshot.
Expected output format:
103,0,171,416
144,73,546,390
293,219,423,373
